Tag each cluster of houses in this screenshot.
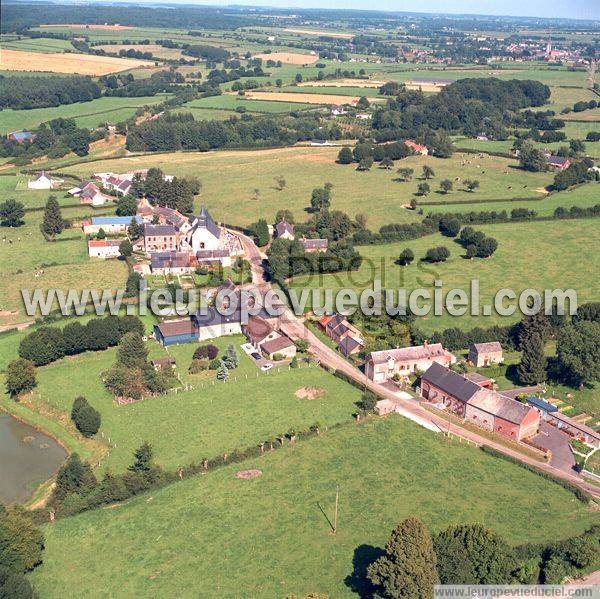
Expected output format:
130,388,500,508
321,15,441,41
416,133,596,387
273,220,329,253
86,202,243,272
317,313,365,357
153,284,296,361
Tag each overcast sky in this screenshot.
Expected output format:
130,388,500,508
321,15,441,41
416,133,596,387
158,0,600,20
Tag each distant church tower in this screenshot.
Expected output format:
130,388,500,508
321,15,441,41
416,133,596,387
545,41,552,57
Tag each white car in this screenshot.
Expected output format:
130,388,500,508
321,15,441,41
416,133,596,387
261,363,273,372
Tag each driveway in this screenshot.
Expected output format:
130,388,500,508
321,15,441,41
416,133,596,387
531,421,576,473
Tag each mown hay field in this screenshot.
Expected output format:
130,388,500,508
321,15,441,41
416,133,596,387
253,51,319,65
0,48,155,75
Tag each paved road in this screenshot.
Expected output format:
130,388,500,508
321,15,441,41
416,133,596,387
233,229,600,500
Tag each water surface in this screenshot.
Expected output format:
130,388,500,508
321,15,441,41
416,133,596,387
0,413,67,504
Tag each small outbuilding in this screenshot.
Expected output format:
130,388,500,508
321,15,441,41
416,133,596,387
468,342,503,367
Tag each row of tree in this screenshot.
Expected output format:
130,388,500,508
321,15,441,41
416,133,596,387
365,517,598,598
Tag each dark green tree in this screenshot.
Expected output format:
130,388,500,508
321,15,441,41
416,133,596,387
41,196,64,237
116,332,148,369
119,239,133,259
53,454,97,502
517,332,547,385
337,146,354,164
434,524,517,584
128,442,154,474
439,179,453,194
0,505,44,573
0,199,25,227
367,517,438,599
398,248,415,266
254,219,269,247
557,321,600,385
0,566,35,598
5,359,36,397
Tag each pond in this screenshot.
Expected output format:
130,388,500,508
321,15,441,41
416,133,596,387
0,413,67,504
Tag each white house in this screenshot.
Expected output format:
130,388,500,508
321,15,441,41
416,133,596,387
87,239,122,259
28,171,63,190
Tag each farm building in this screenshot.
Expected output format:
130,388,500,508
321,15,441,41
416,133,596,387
365,342,456,383
420,363,540,441
374,399,397,416
545,154,571,170
154,319,199,347
524,396,559,418
151,357,176,371
28,171,63,190
544,411,600,448
260,335,297,360
243,315,280,350
87,239,122,259
83,216,143,235
300,238,328,253
468,342,503,367
150,251,195,275
275,220,295,240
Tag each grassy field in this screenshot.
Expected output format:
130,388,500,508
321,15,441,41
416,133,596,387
424,180,600,217
0,37,76,53
56,148,553,230
181,94,315,113
0,202,128,324
15,334,362,473
289,219,599,332
30,416,599,597
0,95,168,134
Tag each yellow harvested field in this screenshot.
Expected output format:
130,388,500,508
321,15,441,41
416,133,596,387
244,91,360,105
299,78,388,88
253,51,319,65
40,23,135,30
95,43,183,60
283,28,354,39
0,48,155,75
405,82,445,93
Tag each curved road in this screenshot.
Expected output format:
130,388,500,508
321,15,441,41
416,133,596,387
235,230,600,500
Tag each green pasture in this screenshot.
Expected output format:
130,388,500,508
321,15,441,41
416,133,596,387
0,95,168,134
30,416,599,597
17,335,362,473
56,148,553,230
289,219,599,332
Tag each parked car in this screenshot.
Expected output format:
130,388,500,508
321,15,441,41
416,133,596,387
251,352,261,361
261,363,273,372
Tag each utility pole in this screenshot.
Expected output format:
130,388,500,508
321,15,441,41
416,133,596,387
332,485,339,535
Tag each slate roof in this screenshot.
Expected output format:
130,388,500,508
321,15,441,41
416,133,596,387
525,396,558,413
144,223,177,237
421,362,482,403
91,216,142,226
546,155,570,167
325,313,347,333
463,372,493,385
150,251,191,270
189,205,221,239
